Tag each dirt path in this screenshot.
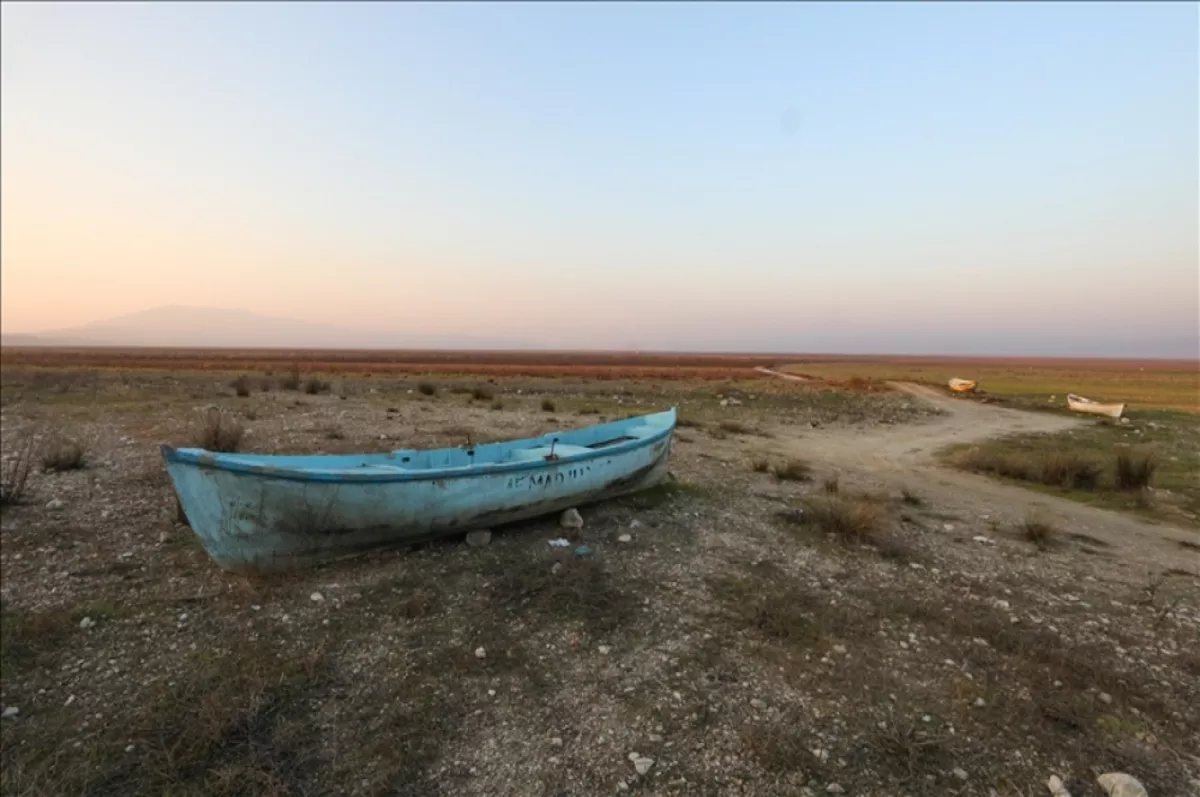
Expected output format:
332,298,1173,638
760,378,1198,568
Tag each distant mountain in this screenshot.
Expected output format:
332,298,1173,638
6,305,535,350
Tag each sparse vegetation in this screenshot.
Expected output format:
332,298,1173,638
417,381,437,396
541,398,556,412
772,457,812,482
304,377,331,395
1115,448,1157,491
230,374,251,397
901,488,924,506
280,362,302,391
718,419,759,436
785,494,887,545
40,436,87,472
1020,512,1059,548
490,399,504,411
193,410,244,452
0,433,36,507
471,385,494,401
751,457,771,473
823,474,840,496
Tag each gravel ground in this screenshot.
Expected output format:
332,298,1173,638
1,367,1197,797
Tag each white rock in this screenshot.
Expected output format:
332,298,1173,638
79,617,95,629
943,523,955,531
310,592,325,602
1098,692,1113,704
125,744,135,753
826,785,845,794
548,538,571,548
64,695,75,707
633,756,654,775
1096,773,1148,797
832,644,847,655
1,707,18,718
627,751,640,763
560,508,584,529
550,736,563,747
973,697,986,707
598,645,611,655
617,534,633,543
629,519,643,529
465,530,492,547
749,698,767,710
46,499,65,510
1047,775,1072,797
473,646,487,659
972,535,992,544
953,767,968,780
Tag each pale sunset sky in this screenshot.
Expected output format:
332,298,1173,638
1,2,1197,355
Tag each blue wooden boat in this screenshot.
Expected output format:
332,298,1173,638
161,408,676,572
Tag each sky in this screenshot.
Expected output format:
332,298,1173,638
1,2,1197,356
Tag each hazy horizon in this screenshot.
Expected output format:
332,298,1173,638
2,3,1197,357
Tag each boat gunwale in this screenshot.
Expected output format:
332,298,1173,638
161,409,677,484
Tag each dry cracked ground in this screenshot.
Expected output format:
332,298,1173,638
1,368,1198,797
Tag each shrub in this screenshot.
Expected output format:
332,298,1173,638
900,488,923,506
490,399,505,411
1020,513,1058,548
822,474,840,496
304,377,331,395
259,378,272,393
417,382,437,396
230,375,251,397
471,385,494,401
41,436,87,472
772,458,811,482
751,458,771,473
541,398,556,412
786,495,886,545
1115,449,1157,491
280,363,302,391
1,434,36,507
194,410,244,453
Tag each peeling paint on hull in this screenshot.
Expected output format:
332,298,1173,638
163,409,676,572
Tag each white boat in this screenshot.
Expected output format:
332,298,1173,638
1066,393,1125,419
948,378,977,393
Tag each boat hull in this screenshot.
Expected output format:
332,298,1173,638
1067,398,1125,419
163,420,674,572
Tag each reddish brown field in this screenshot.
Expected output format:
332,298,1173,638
1,346,1190,381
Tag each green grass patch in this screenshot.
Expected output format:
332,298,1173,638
941,412,1200,522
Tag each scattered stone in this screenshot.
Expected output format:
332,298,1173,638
2,707,18,719
632,756,654,775
832,644,847,655
943,523,955,531
972,535,994,545
617,534,633,543
310,592,325,602
465,530,492,547
1098,692,1113,705
550,737,563,747
79,616,95,630
749,698,767,710
560,508,584,529
551,562,563,575
973,697,986,708
952,767,968,780
1096,773,1148,797
598,645,611,655
826,784,845,794
548,538,571,548
64,695,75,707
46,499,65,510
474,647,486,659
629,519,643,529
125,744,135,753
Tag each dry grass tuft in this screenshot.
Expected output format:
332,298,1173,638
823,474,840,496
772,458,812,482
304,377,331,395
1019,512,1059,548
471,385,494,401
193,410,244,453
41,436,87,472
751,457,771,473
490,399,504,411
541,398,556,412
1,433,37,507
953,447,1103,490
279,363,302,391
1115,448,1157,491
230,374,251,397
417,381,437,396
900,488,924,506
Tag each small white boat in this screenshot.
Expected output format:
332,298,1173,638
1066,393,1125,419
948,378,977,393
